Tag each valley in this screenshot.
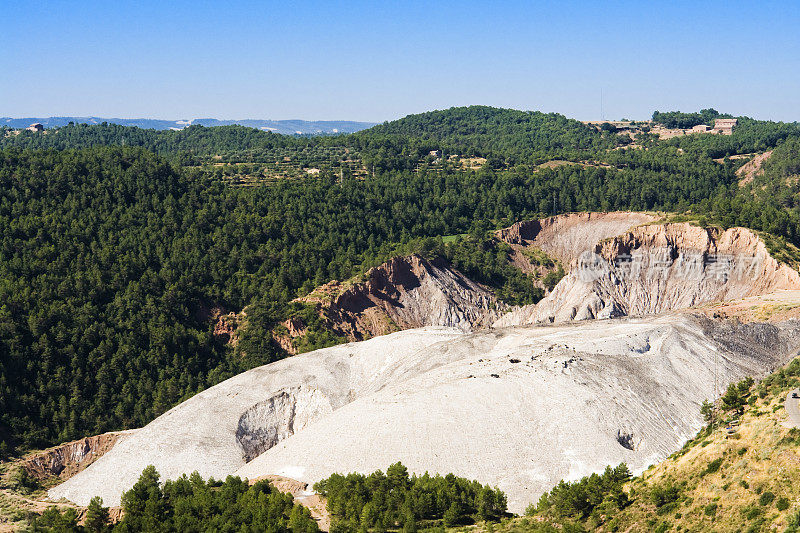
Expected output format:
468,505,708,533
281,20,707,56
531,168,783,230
3,106,800,532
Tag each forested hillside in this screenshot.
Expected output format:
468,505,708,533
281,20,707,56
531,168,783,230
2,106,800,458
353,106,618,170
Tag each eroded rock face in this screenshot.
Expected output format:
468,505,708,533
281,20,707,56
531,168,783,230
236,386,333,462
496,211,658,266
23,431,132,481
213,312,242,345
273,318,309,355
298,254,505,340
497,223,800,326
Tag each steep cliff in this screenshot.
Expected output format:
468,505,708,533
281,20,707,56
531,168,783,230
22,431,135,482
496,211,658,266
497,223,800,326
295,254,505,342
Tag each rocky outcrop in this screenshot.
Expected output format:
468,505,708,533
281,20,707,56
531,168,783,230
213,311,242,345
283,214,655,343
497,223,800,326
297,254,505,341
23,431,134,482
196,304,244,346
273,318,309,355
496,211,658,266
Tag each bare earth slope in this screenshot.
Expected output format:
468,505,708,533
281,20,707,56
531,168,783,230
737,150,773,187
295,254,505,341
496,211,657,266
50,316,800,513
496,223,800,326
23,430,136,482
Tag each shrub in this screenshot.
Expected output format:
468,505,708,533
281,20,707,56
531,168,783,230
788,509,800,533
11,467,39,495
777,497,791,511
759,491,775,506
704,502,718,516
654,522,671,533
656,502,678,516
651,484,682,508
743,505,762,520
703,458,724,475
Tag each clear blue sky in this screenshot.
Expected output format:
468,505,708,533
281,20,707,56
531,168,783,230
3,0,799,122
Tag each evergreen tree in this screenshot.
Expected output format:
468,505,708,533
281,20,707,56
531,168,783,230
84,497,110,532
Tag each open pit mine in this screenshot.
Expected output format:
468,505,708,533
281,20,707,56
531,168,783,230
49,213,800,514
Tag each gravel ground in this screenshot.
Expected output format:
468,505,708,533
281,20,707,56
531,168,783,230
50,316,800,513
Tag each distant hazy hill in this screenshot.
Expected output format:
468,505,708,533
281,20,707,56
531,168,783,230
1,117,376,134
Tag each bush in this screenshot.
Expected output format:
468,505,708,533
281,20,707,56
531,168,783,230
28,507,80,531
759,491,776,506
703,458,724,475
704,502,718,516
778,497,791,511
11,467,39,495
656,502,678,516
654,521,671,533
788,509,800,533
743,505,762,520
650,484,682,508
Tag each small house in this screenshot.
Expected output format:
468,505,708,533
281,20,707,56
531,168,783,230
26,123,44,132
712,118,737,135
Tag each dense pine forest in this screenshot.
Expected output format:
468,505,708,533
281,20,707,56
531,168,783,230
314,462,507,530
2,106,800,459
27,466,320,532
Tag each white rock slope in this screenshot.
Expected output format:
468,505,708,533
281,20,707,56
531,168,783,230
496,223,800,326
51,316,800,513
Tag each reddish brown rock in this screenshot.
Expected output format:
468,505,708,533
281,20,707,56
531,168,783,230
22,431,132,482
296,254,505,342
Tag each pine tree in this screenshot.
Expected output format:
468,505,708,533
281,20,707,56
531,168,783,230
85,496,110,532
442,502,461,527
402,508,417,533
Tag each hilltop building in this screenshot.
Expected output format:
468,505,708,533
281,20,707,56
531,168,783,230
26,123,44,132
712,118,737,135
